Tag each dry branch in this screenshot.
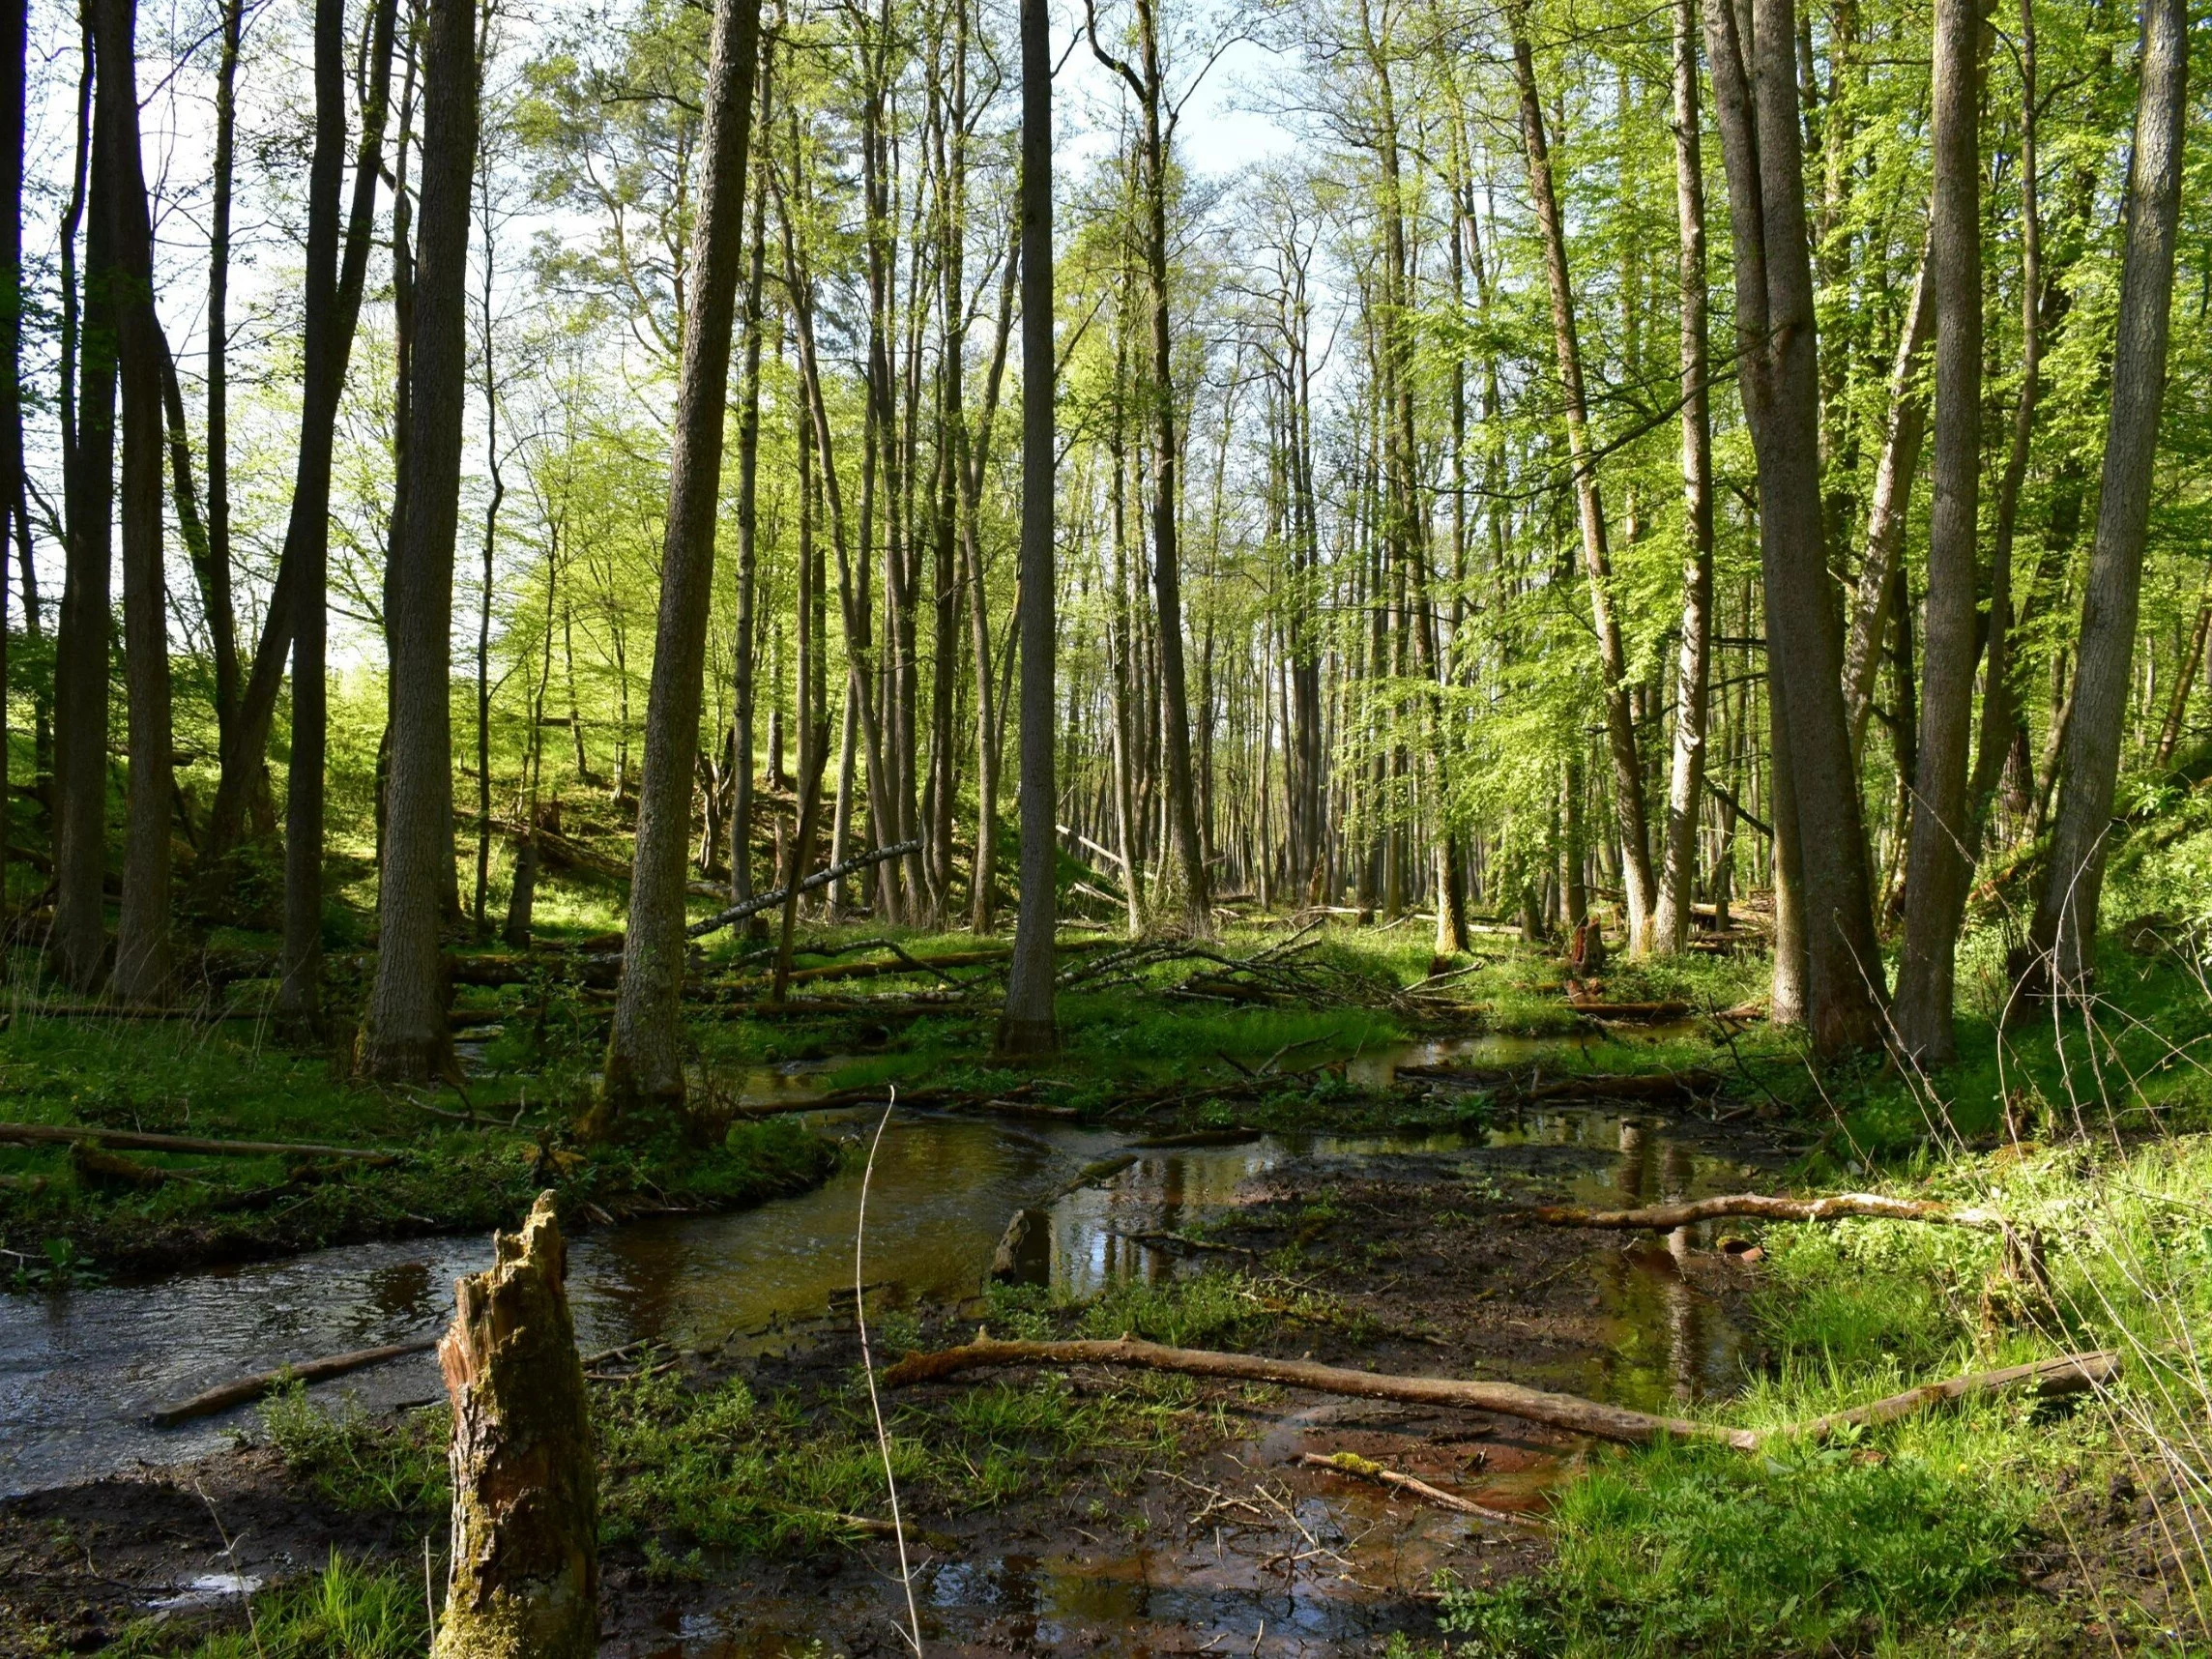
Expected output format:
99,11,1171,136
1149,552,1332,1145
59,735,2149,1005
886,1335,2117,1448
150,1338,437,1424
1296,1451,1538,1524
686,839,924,937
1528,1192,2006,1232
0,1121,400,1163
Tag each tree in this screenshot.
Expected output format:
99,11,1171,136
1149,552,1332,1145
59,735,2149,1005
999,0,1057,1056
1702,0,1884,1054
2017,0,2188,1005
1891,0,1982,1061
598,0,764,1121
360,0,482,1081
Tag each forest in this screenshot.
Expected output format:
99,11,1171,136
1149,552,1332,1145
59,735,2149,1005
0,0,2209,1643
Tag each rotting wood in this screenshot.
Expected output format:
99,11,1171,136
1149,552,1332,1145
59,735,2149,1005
885,1335,2118,1448
71,1143,201,1188
0,1122,400,1163
150,1337,438,1424
1296,1450,1539,1525
1528,1192,2006,1232
434,1192,597,1659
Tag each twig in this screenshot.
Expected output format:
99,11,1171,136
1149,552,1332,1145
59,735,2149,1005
1296,1451,1541,1526
856,1091,923,1657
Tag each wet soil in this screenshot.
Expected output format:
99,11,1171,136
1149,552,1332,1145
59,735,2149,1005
0,1098,1805,1658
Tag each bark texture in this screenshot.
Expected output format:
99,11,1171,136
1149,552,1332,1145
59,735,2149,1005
360,0,479,1080
601,0,763,1115
433,1193,597,1659
2020,0,2188,1003
999,0,1056,1055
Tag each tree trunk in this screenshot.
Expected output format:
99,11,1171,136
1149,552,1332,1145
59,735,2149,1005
1703,0,1883,1054
432,1194,597,1659
360,0,479,1081
599,0,763,1118
999,0,1056,1055
53,13,113,994
1890,0,1982,1062
1651,0,1714,956
0,0,21,916
204,0,243,745
728,52,771,911
1508,10,1655,953
2019,0,2187,1004
96,0,172,1004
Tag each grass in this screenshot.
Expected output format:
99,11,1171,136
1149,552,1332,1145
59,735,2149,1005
259,1382,451,1518
95,1552,430,1658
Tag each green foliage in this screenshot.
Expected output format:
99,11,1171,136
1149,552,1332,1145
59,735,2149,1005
259,1383,451,1518
97,1552,429,1659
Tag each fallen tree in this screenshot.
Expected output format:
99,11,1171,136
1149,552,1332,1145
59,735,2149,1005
1528,1192,2006,1232
884,1335,2117,1449
0,1122,400,1164
685,840,923,938
151,1337,437,1424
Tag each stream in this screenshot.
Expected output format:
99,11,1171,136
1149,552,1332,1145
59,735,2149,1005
0,1033,1753,1501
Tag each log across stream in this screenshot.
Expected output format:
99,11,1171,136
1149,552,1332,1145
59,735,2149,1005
0,1038,1759,1498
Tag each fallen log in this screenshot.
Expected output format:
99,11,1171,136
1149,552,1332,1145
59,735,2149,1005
686,840,924,938
885,1336,2118,1449
1528,1192,2006,1233
1296,1450,1537,1525
150,1337,438,1424
1567,999,1694,1022
1400,1066,1719,1104
0,1122,400,1164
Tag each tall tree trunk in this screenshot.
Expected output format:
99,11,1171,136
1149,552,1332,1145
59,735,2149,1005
2019,0,2187,1004
729,50,771,910
0,0,21,917
95,0,172,1004
52,14,113,994
204,0,243,745
598,0,763,1119
281,0,396,1024
359,0,480,1081
1651,0,1715,956
999,0,1056,1054
966,233,1018,933
1891,0,1982,1062
1508,9,1656,953
1703,0,1884,1054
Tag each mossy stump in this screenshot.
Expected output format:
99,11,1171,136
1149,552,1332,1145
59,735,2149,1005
432,1191,597,1659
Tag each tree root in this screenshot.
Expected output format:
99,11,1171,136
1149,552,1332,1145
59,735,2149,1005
1527,1192,2006,1232
884,1334,2117,1448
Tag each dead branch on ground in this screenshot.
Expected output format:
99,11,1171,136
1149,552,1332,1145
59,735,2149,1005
1528,1192,2006,1232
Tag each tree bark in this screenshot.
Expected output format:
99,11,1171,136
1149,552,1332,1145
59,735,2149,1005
1703,0,1883,1053
999,0,1057,1054
360,0,479,1081
1651,0,1714,956
2020,0,2187,1004
0,0,21,917
432,1194,597,1659
1508,10,1655,953
52,15,113,993
728,51,771,912
599,0,763,1116
1891,0,1982,1062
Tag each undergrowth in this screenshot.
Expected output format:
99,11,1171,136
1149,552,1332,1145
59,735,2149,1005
95,1552,429,1658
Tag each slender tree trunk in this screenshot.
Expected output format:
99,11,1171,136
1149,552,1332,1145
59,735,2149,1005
282,0,396,1024
1652,0,1714,956
966,233,1018,932
2019,0,2187,1004
1703,0,1883,1053
598,0,763,1119
0,0,21,916
52,13,113,993
999,0,1056,1054
1892,0,1982,1062
360,0,480,1081
729,52,771,910
95,0,171,1004
204,0,242,742
1508,10,1655,953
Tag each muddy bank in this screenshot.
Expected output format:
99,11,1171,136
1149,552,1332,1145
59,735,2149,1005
0,1101,1799,1657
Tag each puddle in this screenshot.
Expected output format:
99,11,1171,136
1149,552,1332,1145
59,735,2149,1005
1,1042,1759,1496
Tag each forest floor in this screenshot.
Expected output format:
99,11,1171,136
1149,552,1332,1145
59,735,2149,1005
5,879,2212,1655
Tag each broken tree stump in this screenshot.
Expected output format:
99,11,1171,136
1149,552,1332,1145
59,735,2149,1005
433,1192,597,1659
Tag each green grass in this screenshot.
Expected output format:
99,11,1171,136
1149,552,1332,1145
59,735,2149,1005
259,1382,451,1518
96,1552,429,1658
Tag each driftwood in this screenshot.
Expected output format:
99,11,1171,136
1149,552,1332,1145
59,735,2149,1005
0,1122,399,1163
1296,1451,1536,1525
1528,1192,2006,1233
686,839,924,938
151,1338,438,1424
885,1335,2118,1449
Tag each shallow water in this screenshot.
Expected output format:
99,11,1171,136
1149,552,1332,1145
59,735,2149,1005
0,1035,1752,1498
